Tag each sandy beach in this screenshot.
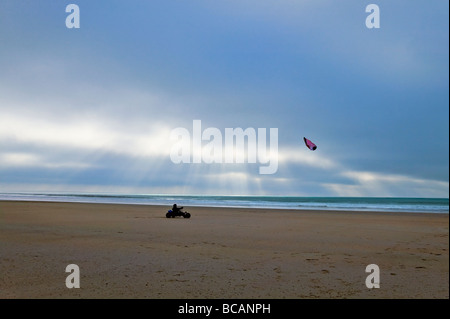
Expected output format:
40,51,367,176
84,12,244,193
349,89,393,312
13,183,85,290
0,201,448,299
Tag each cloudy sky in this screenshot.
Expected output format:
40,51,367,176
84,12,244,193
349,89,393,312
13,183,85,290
0,0,448,197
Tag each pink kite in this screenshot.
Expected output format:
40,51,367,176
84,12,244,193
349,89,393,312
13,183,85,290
303,137,317,151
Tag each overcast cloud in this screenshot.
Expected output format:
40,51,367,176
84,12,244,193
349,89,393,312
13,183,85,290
0,0,448,197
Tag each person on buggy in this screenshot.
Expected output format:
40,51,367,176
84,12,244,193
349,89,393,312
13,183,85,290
172,204,184,214
166,204,191,218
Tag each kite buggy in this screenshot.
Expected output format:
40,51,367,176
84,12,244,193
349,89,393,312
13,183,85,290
166,204,191,218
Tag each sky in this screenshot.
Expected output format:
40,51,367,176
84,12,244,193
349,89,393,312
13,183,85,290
0,0,448,197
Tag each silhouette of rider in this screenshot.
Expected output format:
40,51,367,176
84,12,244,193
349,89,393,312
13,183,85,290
172,204,183,214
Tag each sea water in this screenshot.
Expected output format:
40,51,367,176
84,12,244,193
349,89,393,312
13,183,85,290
0,193,448,213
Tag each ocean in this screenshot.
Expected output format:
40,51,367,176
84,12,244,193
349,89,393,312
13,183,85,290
0,193,448,213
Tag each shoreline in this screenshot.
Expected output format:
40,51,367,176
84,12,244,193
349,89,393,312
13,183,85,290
1,200,448,299
0,199,448,215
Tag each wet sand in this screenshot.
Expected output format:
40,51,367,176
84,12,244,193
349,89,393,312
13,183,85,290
0,201,448,299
